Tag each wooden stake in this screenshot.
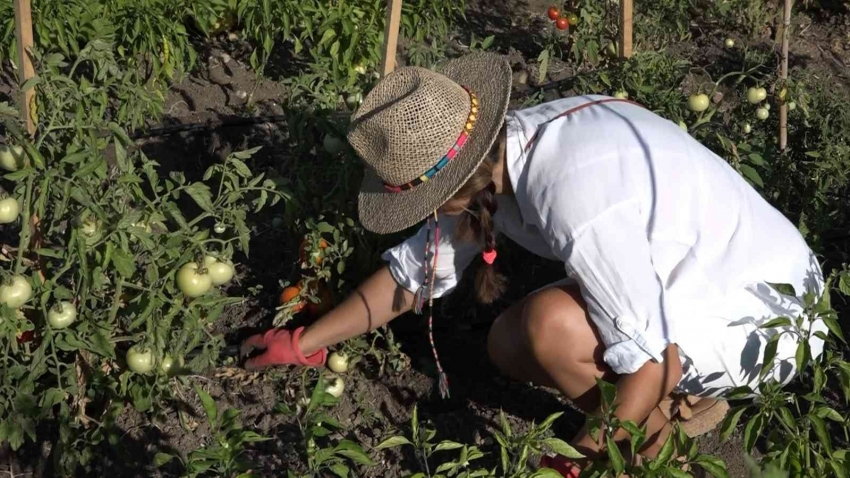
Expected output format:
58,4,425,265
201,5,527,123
619,0,633,59
13,0,35,135
779,0,792,151
381,0,403,78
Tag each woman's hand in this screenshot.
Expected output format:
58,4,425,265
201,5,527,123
241,266,415,371
240,326,326,371
540,454,583,478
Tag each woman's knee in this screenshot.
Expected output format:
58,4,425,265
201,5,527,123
522,286,593,363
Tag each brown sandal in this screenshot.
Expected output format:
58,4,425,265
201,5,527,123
658,394,730,438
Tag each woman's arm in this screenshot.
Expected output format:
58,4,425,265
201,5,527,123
572,343,683,453
298,265,413,355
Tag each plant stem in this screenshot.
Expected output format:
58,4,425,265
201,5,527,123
14,175,35,274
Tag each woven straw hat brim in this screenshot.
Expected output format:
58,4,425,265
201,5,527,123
357,52,512,234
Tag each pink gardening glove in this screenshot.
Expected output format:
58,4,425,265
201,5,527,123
539,454,582,478
240,326,327,371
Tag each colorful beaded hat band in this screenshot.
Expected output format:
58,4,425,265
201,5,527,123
383,86,479,193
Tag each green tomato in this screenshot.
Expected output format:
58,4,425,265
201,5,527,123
325,376,345,398
747,87,763,104
204,256,234,286
756,108,769,121
0,145,25,172
687,94,710,112
0,275,32,309
724,38,735,48
176,262,212,298
757,87,767,101
161,354,183,374
613,90,628,99
787,101,796,111
327,351,350,373
323,135,345,155
678,121,688,131
763,102,771,111
214,223,226,234
47,301,77,329
0,198,19,224
127,346,154,374
743,123,752,134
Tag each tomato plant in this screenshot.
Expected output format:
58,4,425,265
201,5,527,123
0,42,291,468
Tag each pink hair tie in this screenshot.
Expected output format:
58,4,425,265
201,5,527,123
482,248,497,265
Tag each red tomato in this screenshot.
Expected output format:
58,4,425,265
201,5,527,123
556,17,569,30
547,6,560,20
16,330,34,344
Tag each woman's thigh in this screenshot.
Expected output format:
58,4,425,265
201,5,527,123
487,283,617,411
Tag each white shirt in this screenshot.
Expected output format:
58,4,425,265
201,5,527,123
382,95,821,379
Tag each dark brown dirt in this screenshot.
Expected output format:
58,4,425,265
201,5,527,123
3,1,850,477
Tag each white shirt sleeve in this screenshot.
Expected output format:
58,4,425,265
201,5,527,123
381,214,484,299
551,200,673,375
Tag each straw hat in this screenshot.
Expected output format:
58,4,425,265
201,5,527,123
348,52,512,234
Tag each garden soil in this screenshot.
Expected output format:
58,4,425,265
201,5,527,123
2,0,849,476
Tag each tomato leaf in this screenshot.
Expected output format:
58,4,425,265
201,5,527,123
185,183,215,214
111,248,136,279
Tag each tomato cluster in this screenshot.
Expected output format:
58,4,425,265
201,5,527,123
278,236,333,318
546,5,578,30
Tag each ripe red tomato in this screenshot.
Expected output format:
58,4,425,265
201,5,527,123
556,17,569,30
16,330,34,344
547,6,560,20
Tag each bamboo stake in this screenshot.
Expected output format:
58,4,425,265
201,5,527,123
381,0,403,78
779,0,792,151
619,0,633,58
13,0,35,136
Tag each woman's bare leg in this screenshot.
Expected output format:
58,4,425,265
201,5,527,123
487,284,673,458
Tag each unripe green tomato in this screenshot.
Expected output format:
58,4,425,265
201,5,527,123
687,94,710,112
323,135,345,155
204,256,234,286
763,102,771,111
724,38,735,48
127,346,154,374
327,352,350,373
47,301,77,329
613,90,628,99
0,275,32,309
747,87,763,104
0,198,19,224
743,123,752,134
325,376,345,398
757,87,767,101
0,145,25,172
756,108,769,121
214,223,226,234
176,262,212,297
787,101,796,111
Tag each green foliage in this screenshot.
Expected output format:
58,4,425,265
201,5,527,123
277,373,375,478
154,385,270,477
0,40,290,474
718,274,850,478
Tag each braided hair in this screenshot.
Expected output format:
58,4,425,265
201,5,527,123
453,126,507,304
